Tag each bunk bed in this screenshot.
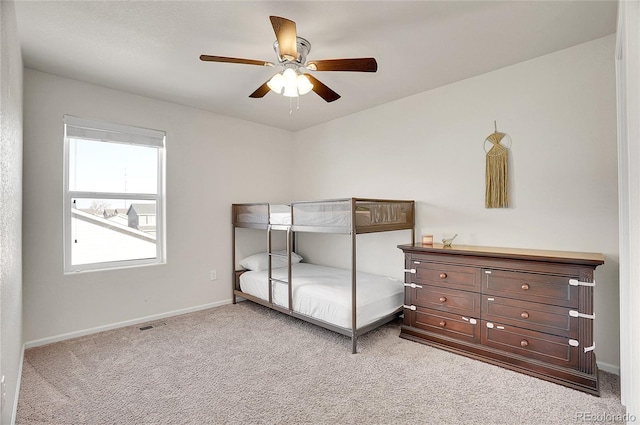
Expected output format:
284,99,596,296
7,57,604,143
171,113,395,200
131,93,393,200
232,198,415,353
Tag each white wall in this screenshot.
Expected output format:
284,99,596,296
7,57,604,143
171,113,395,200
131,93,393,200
616,0,639,417
0,0,23,423
22,69,294,344
292,36,620,371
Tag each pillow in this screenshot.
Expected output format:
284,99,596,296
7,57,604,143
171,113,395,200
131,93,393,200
240,250,303,271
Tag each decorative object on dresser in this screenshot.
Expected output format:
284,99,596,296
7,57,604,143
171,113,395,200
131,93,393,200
421,235,433,246
441,234,458,248
398,243,604,395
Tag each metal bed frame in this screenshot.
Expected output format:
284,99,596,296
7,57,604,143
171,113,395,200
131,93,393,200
232,198,415,353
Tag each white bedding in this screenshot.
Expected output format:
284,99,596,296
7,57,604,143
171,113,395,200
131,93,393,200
236,212,291,225
239,263,404,329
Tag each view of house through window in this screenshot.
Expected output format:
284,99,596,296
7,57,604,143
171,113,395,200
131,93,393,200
64,116,165,272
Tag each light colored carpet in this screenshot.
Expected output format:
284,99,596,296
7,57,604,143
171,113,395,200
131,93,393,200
17,302,625,424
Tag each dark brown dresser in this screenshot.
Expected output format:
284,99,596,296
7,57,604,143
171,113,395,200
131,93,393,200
398,243,605,395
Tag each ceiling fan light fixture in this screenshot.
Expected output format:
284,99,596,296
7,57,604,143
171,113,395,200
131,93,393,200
269,68,313,97
282,82,299,98
283,68,297,83
267,73,285,93
283,68,298,97
297,74,313,95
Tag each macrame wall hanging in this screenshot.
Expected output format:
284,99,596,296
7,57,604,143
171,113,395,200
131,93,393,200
484,121,511,208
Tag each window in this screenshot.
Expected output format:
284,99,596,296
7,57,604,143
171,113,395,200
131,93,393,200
63,115,166,272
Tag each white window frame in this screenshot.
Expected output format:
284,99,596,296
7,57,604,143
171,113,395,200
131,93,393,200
63,115,166,273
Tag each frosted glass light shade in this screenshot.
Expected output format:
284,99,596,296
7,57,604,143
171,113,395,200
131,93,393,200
267,73,285,93
297,75,313,95
282,68,297,83
282,68,299,97
283,84,298,97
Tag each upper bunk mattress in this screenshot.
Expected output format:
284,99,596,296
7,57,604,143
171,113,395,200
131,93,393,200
233,200,413,230
292,200,411,229
239,263,404,330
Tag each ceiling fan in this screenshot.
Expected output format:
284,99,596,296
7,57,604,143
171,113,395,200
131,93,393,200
199,16,378,103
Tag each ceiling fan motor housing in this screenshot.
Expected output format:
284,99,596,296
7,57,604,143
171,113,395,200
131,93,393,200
273,37,311,66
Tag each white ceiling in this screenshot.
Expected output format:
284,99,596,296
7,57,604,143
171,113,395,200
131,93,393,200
14,1,617,132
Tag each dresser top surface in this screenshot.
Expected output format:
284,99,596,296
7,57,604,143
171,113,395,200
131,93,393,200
398,243,605,266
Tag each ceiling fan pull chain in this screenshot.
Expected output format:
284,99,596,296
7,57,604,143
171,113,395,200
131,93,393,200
289,97,293,115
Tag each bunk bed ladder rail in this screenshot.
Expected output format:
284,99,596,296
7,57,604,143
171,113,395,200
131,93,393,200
350,198,358,354
267,224,294,311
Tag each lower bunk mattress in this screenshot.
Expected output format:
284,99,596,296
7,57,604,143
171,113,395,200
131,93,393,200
239,263,404,330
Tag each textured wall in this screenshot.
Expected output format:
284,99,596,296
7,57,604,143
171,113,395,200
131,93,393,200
0,0,23,423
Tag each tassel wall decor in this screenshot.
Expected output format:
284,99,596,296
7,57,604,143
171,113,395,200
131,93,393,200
484,122,511,208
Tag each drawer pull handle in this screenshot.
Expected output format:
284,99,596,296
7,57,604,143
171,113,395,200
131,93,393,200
439,321,446,327
520,339,529,348
520,311,529,319
439,297,447,303
440,273,448,279
521,283,530,291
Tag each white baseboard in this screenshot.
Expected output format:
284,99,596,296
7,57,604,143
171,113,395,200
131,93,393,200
11,344,25,425
24,299,233,349
597,361,620,375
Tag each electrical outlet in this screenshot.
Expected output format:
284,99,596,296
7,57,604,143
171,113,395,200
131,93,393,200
210,270,217,281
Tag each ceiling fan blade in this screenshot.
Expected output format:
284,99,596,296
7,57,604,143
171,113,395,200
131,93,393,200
269,16,298,61
304,74,340,102
200,55,274,67
249,81,271,98
307,58,378,72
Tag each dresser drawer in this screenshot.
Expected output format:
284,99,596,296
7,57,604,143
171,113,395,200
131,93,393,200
481,320,579,368
407,307,480,343
482,269,578,308
410,285,481,317
482,296,577,338
408,261,481,292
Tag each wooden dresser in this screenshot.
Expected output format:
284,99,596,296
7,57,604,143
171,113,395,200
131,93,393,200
398,243,605,395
